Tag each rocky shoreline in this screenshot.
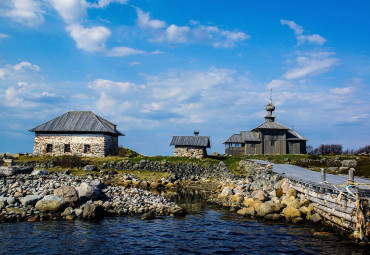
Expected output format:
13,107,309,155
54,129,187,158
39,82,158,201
208,160,323,224
0,167,184,223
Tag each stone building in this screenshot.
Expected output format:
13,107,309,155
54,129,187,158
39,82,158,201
170,131,210,158
224,95,307,155
29,111,124,157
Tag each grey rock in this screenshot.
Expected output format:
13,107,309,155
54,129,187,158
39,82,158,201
35,195,66,212
83,165,98,171
82,202,105,220
328,167,338,171
0,166,33,177
54,186,79,204
341,160,357,168
0,197,7,209
19,195,42,206
76,182,100,201
90,179,103,190
6,197,16,205
220,187,233,197
31,170,48,176
75,208,83,217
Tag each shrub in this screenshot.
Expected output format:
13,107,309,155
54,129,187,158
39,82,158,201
54,155,83,168
118,147,139,157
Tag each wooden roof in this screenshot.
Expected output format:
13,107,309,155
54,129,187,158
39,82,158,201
287,129,307,141
170,136,210,148
223,134,243,143
29,111,124,136
253,121,290,130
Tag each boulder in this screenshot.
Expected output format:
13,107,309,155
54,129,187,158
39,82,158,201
54,186,79,204
0,166,33,177
82,202,105,220
243,197,255,207
282,206,301,221
141,210,155,220
264,213,283,221
253,190,267,201
341,160,357,168
310,213,322,223
19,195,42,206
76,182,100,202
61,207,73,217
83,165,98,171
257,202,281,217
31,170,48,176
6,197,16,205
237,207,255,216
90,179,104,190
231,194,244,204
220,187,233,197
0,197,7,209
35,195,66,212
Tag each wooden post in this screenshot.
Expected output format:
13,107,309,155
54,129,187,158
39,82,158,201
348,168,354,183
321,168,326,182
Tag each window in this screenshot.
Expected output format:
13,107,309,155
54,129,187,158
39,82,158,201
251,143,256,148
271,141,275,146
46,144,53,153
84,144,91,153
64,144,70,153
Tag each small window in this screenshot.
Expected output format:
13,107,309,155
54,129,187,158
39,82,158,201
64,144,70,153
46,144,53,153
271,141,275,146
84,144,91,153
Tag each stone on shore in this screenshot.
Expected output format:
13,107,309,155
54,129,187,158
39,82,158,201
31,170,48,176
19,195,42,206
0,197,7,209
54,186,79,204
35,195,66,213
83,165,98,171
257,201,281,217
76,182,99,202
82,202,105,220
282,206,301,221
220,187,233,198
237,207,255,216
0,166,33,177
310,213,322,223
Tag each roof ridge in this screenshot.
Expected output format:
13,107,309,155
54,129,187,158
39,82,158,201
91,112,114,133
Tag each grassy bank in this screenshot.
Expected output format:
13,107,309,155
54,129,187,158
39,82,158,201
12,152,370,178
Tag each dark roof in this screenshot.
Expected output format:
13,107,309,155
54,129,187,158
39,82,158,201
170,136,210,148
253,121,290,131
29,111,124,136
224,134,243,143
287,129,307,141
240,131,260,141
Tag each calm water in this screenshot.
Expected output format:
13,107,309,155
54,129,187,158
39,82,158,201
0,192,367,255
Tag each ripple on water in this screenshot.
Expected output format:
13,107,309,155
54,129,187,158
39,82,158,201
0,207,368,255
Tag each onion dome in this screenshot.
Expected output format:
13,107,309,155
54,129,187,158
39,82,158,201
266,103,275,112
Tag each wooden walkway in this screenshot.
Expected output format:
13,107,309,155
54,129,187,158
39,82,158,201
250,159,370,196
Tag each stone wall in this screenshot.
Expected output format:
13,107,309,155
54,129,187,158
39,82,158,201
174,146,207,159
33,133,118,157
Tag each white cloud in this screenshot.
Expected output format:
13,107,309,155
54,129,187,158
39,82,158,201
284,51,340,80
281,19,326,45
87,0,128,8
88,78,138,92
330,86,355,95
47,0,86,24
12,61,40,71
0,61,41,80
105,47,146,57
136,8,249,48
266,79,292,90
0,33,10,39
66,24,111,52
280,19,304,35
0,0,45,27
297,34,326,45
136,7,166,29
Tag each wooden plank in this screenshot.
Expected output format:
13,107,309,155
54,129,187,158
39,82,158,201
313,204,356,231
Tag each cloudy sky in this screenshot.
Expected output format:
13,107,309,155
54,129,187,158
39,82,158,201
0,0,369,155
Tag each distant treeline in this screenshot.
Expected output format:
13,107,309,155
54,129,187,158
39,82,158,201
306,144,370,155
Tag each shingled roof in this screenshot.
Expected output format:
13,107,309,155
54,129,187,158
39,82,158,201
287,129,307,141
252,121,290,131
170,135,210,148
29,111,124,136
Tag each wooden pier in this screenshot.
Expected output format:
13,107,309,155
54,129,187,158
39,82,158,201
251,160,370,242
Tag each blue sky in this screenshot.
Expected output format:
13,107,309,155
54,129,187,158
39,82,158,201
0,0,369,155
